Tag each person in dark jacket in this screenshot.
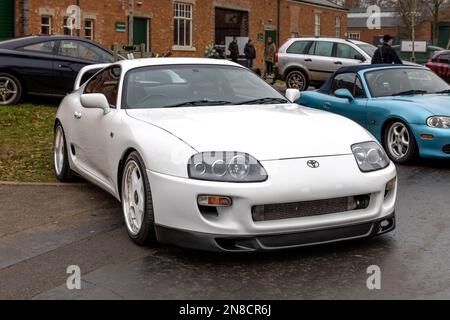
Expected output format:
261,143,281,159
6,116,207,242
228,37,239,63
244,39,256,68
371,34,403,64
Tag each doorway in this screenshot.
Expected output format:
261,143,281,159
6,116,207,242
133,17,150,52
0,0,14,40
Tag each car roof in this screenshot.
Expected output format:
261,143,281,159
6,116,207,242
0,35,111,51
111,57,246,71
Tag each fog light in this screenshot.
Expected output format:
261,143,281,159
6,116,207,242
197,195,232,207
385,177,396,198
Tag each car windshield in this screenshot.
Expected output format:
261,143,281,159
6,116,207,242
123,64,288,109
357,43,377,57
365,68,450,97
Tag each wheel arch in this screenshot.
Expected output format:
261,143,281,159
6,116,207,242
117,147,139,200
381,116,411,145
283,65,310,82
0,67,27,93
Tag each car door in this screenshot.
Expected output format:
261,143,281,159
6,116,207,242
334,43,366,70
320,72,368,127
71,66,121,186
283,40,313,72
16,40,57,95
53,39,114,95
307,41,336,82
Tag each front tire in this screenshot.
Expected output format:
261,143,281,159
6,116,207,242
54,123,75,181
0,73,22,105
286,70,308,91
383,121,418,164
121,151,157,246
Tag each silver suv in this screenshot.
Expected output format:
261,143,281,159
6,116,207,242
276,37,376,90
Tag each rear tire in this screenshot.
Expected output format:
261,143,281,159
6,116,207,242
286,70,308,91
121,151,157,246
383,121,418,164
0,73,22,105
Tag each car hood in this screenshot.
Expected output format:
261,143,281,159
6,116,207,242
126,104,372,161
377,94,450,115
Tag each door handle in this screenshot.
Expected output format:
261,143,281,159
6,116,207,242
323,102,331,110
74,111,82,119
334,61,343,65
305,58,312,62
59,64,72,70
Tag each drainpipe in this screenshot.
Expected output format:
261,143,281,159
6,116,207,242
129,0,134,46
277,0,280,46
76,0,80,37
22,0,29,36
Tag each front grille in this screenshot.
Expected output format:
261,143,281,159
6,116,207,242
251,195,370,222
443,144,450,154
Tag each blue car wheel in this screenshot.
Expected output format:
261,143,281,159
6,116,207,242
383,121,418,164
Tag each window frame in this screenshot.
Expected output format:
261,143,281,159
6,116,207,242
83,66,122,108
314,13,321,37
331,72,367,98
335,16,341,38
41,15,52,35
63,17,72,36
20,41,56,54
348,32,361,41
84,19,95,41
173,2,194,50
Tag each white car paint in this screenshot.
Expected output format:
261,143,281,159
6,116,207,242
55,58,397,251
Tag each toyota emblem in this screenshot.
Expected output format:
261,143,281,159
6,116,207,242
307,160,320,168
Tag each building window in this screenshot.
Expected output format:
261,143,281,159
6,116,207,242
41,15,52,35
349,32,361,41
314,13,321,37
63,17,72,35
335,16,341,38
85,19,94,40
174,2,193,48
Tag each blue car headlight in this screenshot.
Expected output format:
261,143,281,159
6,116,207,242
351,142,390,172
427,116,450,129
188,152,267,182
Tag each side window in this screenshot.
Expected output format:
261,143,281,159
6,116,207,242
336,43,362,60
332,73,366,98
354,77,366,98
21,41,55,53
438,54,450,63
313,41,334,57
286,41,310,54
84,67,121,107
58,40,113,63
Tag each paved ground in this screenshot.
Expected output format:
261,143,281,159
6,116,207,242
0,159,449,300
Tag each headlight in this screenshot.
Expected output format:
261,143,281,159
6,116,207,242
188,152,267,182
427,116,450,129
351,141,390,172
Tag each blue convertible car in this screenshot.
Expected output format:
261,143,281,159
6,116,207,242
299,65,450,163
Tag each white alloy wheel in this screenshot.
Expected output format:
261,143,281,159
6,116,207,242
122,160,146,236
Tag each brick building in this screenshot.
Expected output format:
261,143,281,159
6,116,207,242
4,0,347,68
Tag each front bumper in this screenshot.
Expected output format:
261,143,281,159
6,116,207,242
155,213,395,252
148,155,397,251
412,124,450,159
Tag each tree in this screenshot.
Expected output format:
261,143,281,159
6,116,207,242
427,0,448,45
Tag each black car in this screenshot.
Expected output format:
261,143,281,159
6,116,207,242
0,35,117,105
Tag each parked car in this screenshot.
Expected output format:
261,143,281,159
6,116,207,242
275,37,376,90
392,45,444,65
0,35,118,105
54,58,397,251
299,65,450,163
426,50,450,83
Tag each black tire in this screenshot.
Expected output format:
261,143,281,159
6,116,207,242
0,73,22,105
121,151,157,246
383,121,418,164
53,123,75,181
285,69,309,91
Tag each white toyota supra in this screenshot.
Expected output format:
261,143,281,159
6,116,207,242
54,58,397,252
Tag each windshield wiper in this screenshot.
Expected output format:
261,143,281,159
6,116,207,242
434,89,450,94
162,100,233,108
236,97,289,105
392,90,428,96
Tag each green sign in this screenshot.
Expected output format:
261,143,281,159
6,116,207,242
116,22,126,33
257,33,264,41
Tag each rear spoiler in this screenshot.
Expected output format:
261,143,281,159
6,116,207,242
74,63,110,90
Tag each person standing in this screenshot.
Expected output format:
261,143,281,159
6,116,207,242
244,39,256,68
265,36,277,76
228,37,239,63
371,34,403,64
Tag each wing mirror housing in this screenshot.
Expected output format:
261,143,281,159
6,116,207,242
334,88,354,102
80,93,111,114
285,88,301,103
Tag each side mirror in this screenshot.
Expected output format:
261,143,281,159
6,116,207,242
285,88,301,102
334,88,354,101
355,54,365,62
80,93,110,114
